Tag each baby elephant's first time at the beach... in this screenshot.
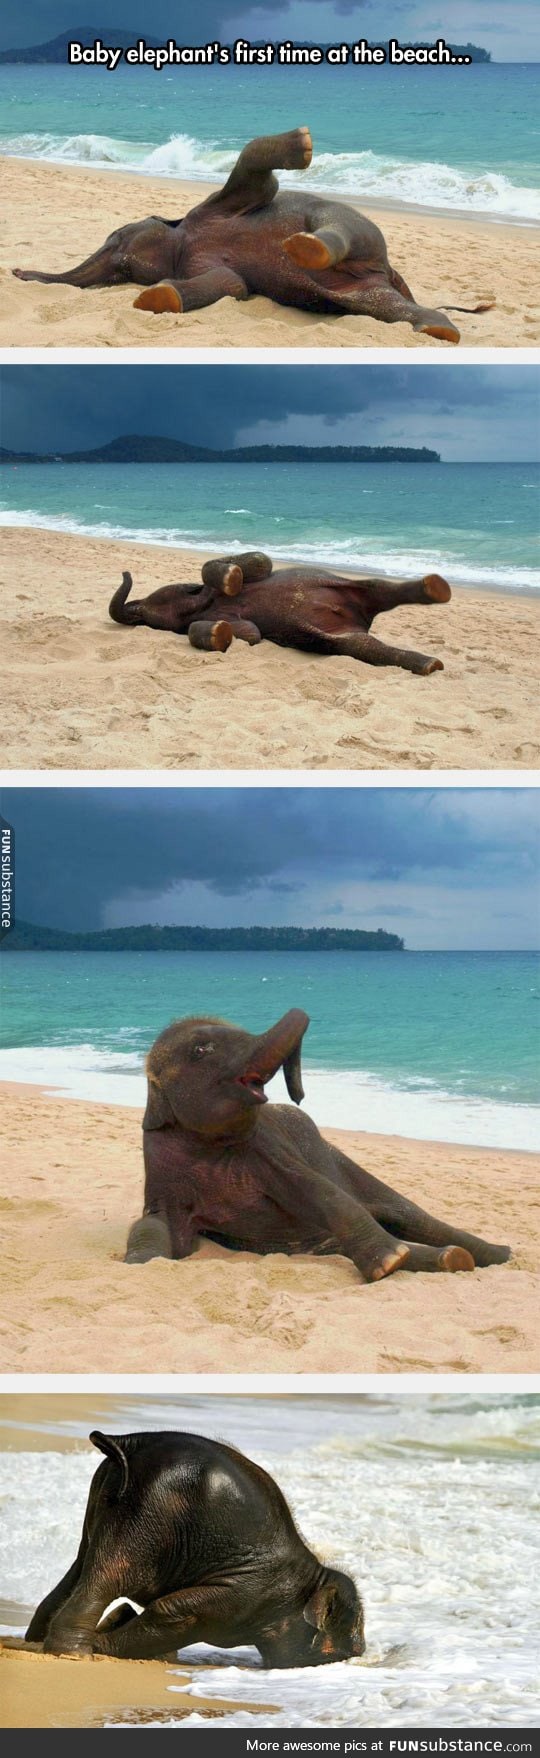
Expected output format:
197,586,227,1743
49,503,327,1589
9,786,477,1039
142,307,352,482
109,551,452,675
26,1428,365,1665
13,127,491,343
125,1009,511,1281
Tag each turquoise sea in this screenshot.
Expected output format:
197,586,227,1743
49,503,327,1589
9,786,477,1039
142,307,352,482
1,949,539,1148
1,1394,539,1725
0,61,539,221
2,461,539,594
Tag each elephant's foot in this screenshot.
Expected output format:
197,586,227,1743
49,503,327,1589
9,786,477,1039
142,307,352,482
422,573,452,603
222,564,244,597
358,1237,410,1282
134,281,182,313
468,1240,511,1268
416,655,444,675
284,232,331,269
404,1242,475,1274
188,619,233,653
416,317,460,345
279,126,313,170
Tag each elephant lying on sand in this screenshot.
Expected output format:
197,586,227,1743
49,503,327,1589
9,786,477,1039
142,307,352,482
13,127,492,344
109,550,453,675
26,1428,365,1666
125,1008,511,1281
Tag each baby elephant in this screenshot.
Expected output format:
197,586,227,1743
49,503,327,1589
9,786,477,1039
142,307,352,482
14,126,491,343
125,1007,511,1283
109,550,453,676
26,1428,365,1667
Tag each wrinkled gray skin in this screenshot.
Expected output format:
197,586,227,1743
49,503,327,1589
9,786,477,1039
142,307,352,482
26,1429,365,1666
125,1008,511,1282
13,128,492,342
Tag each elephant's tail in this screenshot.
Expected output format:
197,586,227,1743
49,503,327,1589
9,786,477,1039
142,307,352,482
90,1430,129,1498
443,301,495,314
108,571,144,626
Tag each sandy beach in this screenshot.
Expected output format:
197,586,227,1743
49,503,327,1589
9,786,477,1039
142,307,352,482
0,1641,277,1728
1,157,538,350
1,1082,538,1375
3,525,539,770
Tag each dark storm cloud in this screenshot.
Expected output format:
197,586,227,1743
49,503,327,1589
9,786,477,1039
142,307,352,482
1,788,537,931
1,1,536,57
1,366,538,460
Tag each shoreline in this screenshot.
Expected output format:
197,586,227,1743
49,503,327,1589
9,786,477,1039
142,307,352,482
4,152,539,230
2,156,537,349
2,526,539,770
1,1084,539,1374
0,1066,537,1156
2,513,538,600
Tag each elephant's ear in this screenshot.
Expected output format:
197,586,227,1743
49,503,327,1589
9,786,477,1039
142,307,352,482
303,1583,336,1630
142,1072,176,1131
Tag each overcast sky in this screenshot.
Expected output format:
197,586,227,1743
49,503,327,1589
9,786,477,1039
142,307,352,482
2,788,539,950
3,366,538,462
1,2,538,60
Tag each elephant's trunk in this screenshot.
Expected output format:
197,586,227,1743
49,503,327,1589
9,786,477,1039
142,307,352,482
239,1009,309,1103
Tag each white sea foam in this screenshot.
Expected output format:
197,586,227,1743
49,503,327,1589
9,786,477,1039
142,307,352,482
1,508,538,595
0,1042,537,1150
1,1397,538,1727
3,129,540,221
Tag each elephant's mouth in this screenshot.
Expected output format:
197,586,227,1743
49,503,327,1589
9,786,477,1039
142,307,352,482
236,1069,267,1104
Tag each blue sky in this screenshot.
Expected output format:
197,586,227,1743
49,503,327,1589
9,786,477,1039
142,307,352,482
1,3,538,60
2,788,539,949
3,366,539,463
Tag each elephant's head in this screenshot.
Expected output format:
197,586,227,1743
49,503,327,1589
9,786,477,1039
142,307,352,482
143,1008,309,1139
260,1569,365,1669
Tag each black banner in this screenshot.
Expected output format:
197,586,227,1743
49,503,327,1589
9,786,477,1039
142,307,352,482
4,1729,536,1753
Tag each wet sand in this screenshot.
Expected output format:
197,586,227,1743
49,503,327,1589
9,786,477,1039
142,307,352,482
1,156,538,349
1,1083,538,1375
0,1641,277,1728
3,526,539,771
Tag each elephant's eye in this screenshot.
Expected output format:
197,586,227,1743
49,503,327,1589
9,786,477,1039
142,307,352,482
191,1041,215,1059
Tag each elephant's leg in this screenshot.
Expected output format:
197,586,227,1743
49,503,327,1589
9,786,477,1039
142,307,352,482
212,126,313,213
202,552,272,595
229,619,262,644
13,242,126,288
25,1555,86,1644
188,618,233,653
331,1148,511,1268
338,281,461,344
326,629,444,675
133,266,248,315
363,575,451,617
284,222,355,271
125,1212,173,1264
93,1584,239,1660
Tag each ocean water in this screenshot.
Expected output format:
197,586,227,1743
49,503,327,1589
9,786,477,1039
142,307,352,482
2,462,539,595
1,62,539,222
1,949,539,1149
1,1394,539,1727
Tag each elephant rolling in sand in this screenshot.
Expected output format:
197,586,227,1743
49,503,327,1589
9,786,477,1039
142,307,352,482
14,127,492,344
26,1428,365,1665
125,1008,511,1282
109,549,453,675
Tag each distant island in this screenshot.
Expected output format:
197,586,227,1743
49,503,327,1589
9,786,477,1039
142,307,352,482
0,30,491,63
3,920,405,952
0,436,441,465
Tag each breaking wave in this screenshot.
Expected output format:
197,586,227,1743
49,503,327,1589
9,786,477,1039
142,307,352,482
3,129,539,221
2,507,539,596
